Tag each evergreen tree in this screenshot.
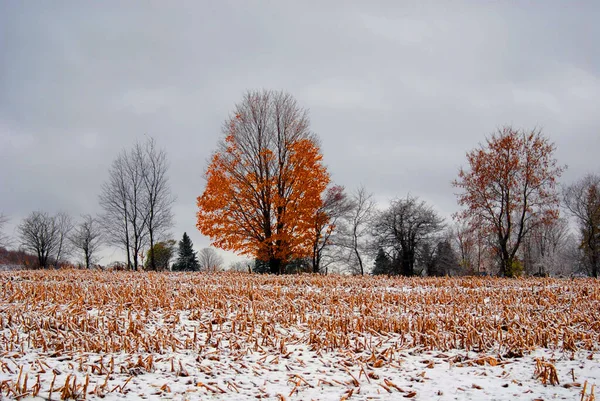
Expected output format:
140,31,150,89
372,248,392,275
172,233,199,271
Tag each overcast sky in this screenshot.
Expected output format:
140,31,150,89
1,1,599,266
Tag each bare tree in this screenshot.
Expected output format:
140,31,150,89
563,174,600,277
560,235,588,277
521,217,571,276
17,211,59,269
53,212,74,266
100,138,173,271
198,247,224,272
337,186,376,275
310,185,353,274
451,220,475,274
125,143,150,270
0,213,10,249
70,214,103,269
451,218,493,275
141,138,175,271
372,195,445,276
99,152,134,269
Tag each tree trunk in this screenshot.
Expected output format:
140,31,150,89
312,251,321,274
402,252,412,276
149,230,156,271
269,257,282,275
354,247,364,275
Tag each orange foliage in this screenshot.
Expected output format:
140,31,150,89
197,92,330,271
453,127,564,276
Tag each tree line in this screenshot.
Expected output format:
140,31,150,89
1,89,599,277
196,90,599,277
0,137,224,272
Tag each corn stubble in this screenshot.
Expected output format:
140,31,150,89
0,270,598,399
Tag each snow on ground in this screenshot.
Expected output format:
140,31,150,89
2,332,598,400
0,271,598,400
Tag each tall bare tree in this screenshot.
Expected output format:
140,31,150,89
337,186,376,275
310,185,353,274
100,138,174,270
54,212,74,266
100,152,134,268
372,195,445,276
70,214,103,269
17,211,59,269
141,138,175,271
563,174,600,277
198,247,224,272
125,143,150,270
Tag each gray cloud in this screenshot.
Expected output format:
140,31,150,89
1,1,599,264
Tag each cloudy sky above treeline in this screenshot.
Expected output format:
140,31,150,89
1,1,599,265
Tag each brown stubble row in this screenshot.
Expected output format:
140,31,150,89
1,271,599,356
0,270,599,399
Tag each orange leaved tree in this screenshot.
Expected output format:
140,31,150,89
453,127,564,277
197,90,330,274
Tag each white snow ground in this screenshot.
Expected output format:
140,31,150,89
1,316,598,400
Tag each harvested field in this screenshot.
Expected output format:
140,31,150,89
0,270,598,400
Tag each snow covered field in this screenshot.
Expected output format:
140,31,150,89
0,271,598,400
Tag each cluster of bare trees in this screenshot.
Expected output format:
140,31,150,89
198,248,224,272
99,137,175,270
370,195,446,276
15,211,102,269
279,186,449,276
304,185,376,275
3,137,175,271
16,211,70,269
447,216,577,277
310,181,592,278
